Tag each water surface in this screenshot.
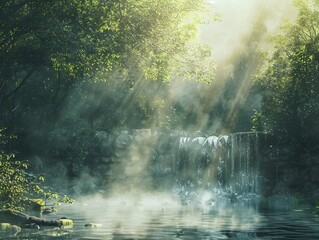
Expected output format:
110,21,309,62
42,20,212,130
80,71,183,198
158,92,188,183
8,195,318,240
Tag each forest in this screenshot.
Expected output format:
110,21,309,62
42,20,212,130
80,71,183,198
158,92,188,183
1,0,319,213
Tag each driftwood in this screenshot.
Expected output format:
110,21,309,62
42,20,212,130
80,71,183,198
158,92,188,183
0,209,62,227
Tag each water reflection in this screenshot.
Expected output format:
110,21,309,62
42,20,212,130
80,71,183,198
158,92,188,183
1,194,319,239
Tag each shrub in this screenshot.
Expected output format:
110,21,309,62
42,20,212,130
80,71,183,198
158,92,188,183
0,128,73,211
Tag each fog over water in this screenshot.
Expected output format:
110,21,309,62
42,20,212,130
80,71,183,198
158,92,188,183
68,0,299,197
3,1,319,239
51,1,300,234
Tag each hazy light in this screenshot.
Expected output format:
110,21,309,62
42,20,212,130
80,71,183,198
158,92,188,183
166,0,297,133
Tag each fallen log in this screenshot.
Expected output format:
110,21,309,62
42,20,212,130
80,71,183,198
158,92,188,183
0,209,72,227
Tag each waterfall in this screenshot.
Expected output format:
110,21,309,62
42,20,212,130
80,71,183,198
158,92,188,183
96,130,272,200
228,132,261,194
161,132,265,195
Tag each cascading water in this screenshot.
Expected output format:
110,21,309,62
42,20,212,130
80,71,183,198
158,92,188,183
164,132,267,205
227,133,261,194
104,130,272,206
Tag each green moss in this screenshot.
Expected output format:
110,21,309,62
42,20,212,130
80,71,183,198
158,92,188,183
0,223,11,230
25,198,45,212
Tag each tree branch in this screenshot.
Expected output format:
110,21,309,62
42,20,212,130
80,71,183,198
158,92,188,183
0,69,35,106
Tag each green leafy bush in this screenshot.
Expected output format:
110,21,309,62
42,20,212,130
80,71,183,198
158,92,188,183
0,129,74,211
253,0,319,156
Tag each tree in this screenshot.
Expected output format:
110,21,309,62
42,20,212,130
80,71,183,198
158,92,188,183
253,0,319,156
0,0,215,130
0,0,216,197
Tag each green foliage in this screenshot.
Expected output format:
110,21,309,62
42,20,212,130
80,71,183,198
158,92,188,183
251,109,264,132
0,0,215,143
253,0,319,155
0,1,216,194
0,0,214,91
0,129,74,211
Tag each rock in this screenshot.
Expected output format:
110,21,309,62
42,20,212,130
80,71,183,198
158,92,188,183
42,207,56,215
267,194,294,210
0,209,28,226
25,223,40,229
95,131,114,156
114,132,132,157
84,223,102,228
59,218,74,226
0,222,11,230
28,198,45,212
5,225,21,236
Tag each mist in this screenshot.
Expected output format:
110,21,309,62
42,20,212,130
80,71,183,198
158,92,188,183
45,0,299,209
9,0,296,234
3,1,319,239
70,0,298,225
204,0,296,62
167,0,297,133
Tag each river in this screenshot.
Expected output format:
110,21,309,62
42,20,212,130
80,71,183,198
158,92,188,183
4,192,318,240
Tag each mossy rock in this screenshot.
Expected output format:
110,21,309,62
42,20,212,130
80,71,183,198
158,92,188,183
26,198,45,212
0,209,28,226
0,223,11,230
59,218,74,226
5,225,21,236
